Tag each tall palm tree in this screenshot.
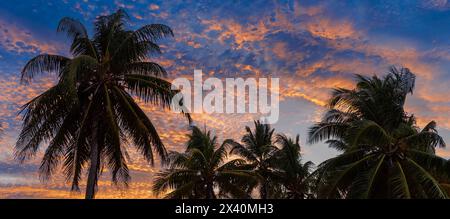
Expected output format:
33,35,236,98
273,134,314,199
228,120,281,199
308,67,449,198
0,123,3,140
153,126,256,199
15,9,190,199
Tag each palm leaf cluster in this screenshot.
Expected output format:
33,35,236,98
227,121,314,199
154,122,314,199
308,67,450,199
153,126,257,199
273,134,314,199
15,9,189,199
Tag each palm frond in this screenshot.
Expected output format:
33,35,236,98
346,120,392,151
390,161,411,199
228,141,259,163
307,121,349,144
125,62,167,77
152,169,199,196
21,54,70,82
133,24,174,42
347,155,385,198
317,154,376,198
405,158,447,199
102,84,130,185
39,105,80,180
63,98,94,191
57,17,88,40
113,86,166,164
407,149,450,179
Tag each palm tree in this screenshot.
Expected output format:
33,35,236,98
273,134,314,199
152,126,256,199
308,67,449,198
228,120,281,199
15,9,190,199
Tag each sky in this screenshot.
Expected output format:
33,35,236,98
1,0,450,198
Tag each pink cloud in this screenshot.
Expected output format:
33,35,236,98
149,4,160,11
0,19,61,54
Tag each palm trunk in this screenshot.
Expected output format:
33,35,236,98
260,181,268,199
206,182,216,199
85,122,99,199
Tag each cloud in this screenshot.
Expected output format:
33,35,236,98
420,0,450,10
200,18,270,50
0,19,61,54
149,4,160,11
304,18,361,40
0,74,55,130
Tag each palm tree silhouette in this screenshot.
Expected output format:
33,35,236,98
15,9,190,199
308,67,449,198
153,126,256,199
273,134,314,199
228,120,281,199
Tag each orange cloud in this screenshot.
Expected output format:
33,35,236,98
436,148,450,159
201,19,270,49
0,181,156,199
305,18,361,40
0,19,61,54
133,13,143,20
0,74,55,125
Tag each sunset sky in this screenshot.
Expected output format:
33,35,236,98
1,0,450,198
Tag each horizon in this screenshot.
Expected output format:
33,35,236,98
1,0,450,198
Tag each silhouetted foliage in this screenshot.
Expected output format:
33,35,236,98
15,9,190,199
308,67,449,199
153,126,257,199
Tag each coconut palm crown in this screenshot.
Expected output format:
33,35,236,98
273,134,314,199
227,120,282,199
153,126,256,199
308,67,449,199
15,9,190,199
